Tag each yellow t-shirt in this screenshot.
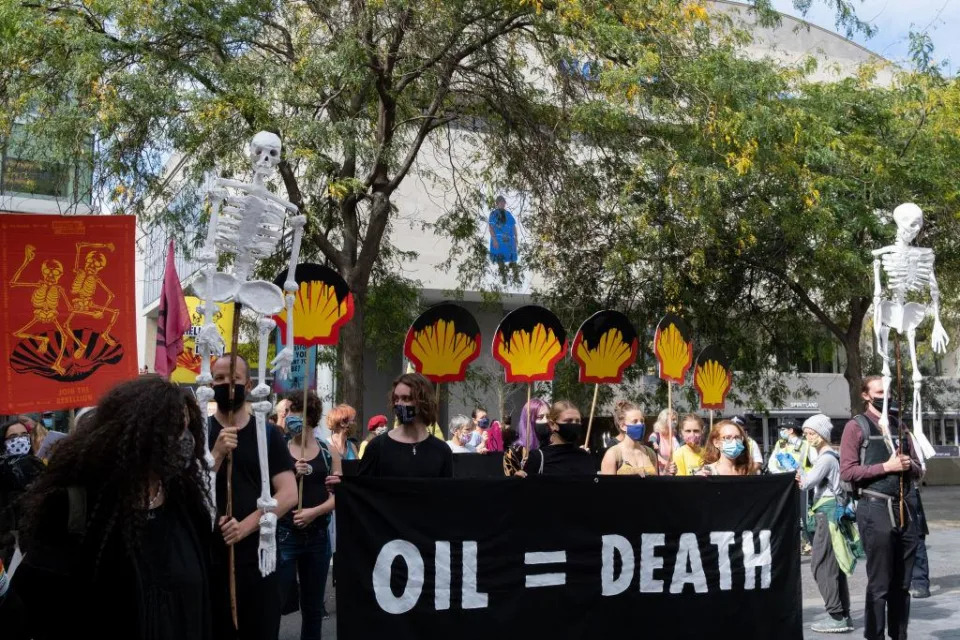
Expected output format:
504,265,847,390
673,445,705,476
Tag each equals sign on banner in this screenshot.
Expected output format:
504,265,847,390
524,551,567,588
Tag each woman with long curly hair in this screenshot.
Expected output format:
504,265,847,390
10,376,215,640
699,419,758,476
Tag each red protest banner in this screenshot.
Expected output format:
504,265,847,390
0,214,138,413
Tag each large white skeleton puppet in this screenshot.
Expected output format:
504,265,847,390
193,131,306,577
872,203,947,460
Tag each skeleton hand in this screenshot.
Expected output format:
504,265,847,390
24,245,36,261
932,320,950,354
270,346,294,380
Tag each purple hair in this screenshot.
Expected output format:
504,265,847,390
517,397,549,450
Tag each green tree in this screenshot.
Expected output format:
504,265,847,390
525,42,960,413
2,0,878,415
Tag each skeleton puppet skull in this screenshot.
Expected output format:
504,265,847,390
893,203,923,244
41,260,64,284
250,131,282,177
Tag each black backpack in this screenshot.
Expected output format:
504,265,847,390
839,415,875,500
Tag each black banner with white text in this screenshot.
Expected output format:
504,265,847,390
336,474,802,639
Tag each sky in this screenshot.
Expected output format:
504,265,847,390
770,0,960,74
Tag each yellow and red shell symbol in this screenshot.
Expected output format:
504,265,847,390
654,313,693,384
403,303,481,383
492,305,567,383
694,345,733,410
572,310,639,384
272,264,354,346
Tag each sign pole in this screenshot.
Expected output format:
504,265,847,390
584,383,600,451
225,300,242,630
894,337,906,528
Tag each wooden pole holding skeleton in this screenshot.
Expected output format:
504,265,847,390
225,301,242,630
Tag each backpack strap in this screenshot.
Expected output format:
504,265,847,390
852,415,874,463
315,437,333,474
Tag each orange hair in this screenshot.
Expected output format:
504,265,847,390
326,404,357,433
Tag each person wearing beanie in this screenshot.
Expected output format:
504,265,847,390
358,415,389,459
798,413,853,634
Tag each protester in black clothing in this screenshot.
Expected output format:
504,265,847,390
839,376,922,640
519,400,596,476
10,376,215,640
208,354,297,640
277,389,338,640
1,419,45,569
349,373,453,478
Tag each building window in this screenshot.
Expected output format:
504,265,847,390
1,123,92,204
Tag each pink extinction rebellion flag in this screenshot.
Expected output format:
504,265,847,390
154,239,191,377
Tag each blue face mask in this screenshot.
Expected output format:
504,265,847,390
286,415,304,435
477,417,490,429
720,439,745,459
625,423,646,442
42,417,54,428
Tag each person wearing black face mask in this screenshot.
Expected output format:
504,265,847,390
207,354,297,640
840,375,922,640
342,373,452,479
518,401,596,476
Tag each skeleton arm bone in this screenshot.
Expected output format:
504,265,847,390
10,247,39,287
873,257,884,358
74,242,114,271
89,277,113,305
929,270,949,353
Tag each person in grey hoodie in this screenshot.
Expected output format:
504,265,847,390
798,414,852,635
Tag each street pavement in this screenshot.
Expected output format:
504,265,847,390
282,485,960,640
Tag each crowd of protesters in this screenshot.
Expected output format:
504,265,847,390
0,365,936,640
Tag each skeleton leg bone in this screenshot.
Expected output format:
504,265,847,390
907,328,937,459
252,317,275,399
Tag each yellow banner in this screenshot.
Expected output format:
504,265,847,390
171,296,234,383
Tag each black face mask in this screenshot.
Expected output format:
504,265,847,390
214,383,246,414
556,422,582,444
534,420,552,446
871,398,899,414
394,404,416,425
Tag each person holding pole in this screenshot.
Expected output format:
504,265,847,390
277,389,337,640
208,354,297,640
839,376,921,640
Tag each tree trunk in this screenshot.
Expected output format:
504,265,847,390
842,334,863,418
341,290,366,424
842,298,871,416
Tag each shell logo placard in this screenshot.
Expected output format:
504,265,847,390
403,303,481,383
654,313,694,384
571,310,639,384
694,345,733,410
492,305,567,383
272,263,354,347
